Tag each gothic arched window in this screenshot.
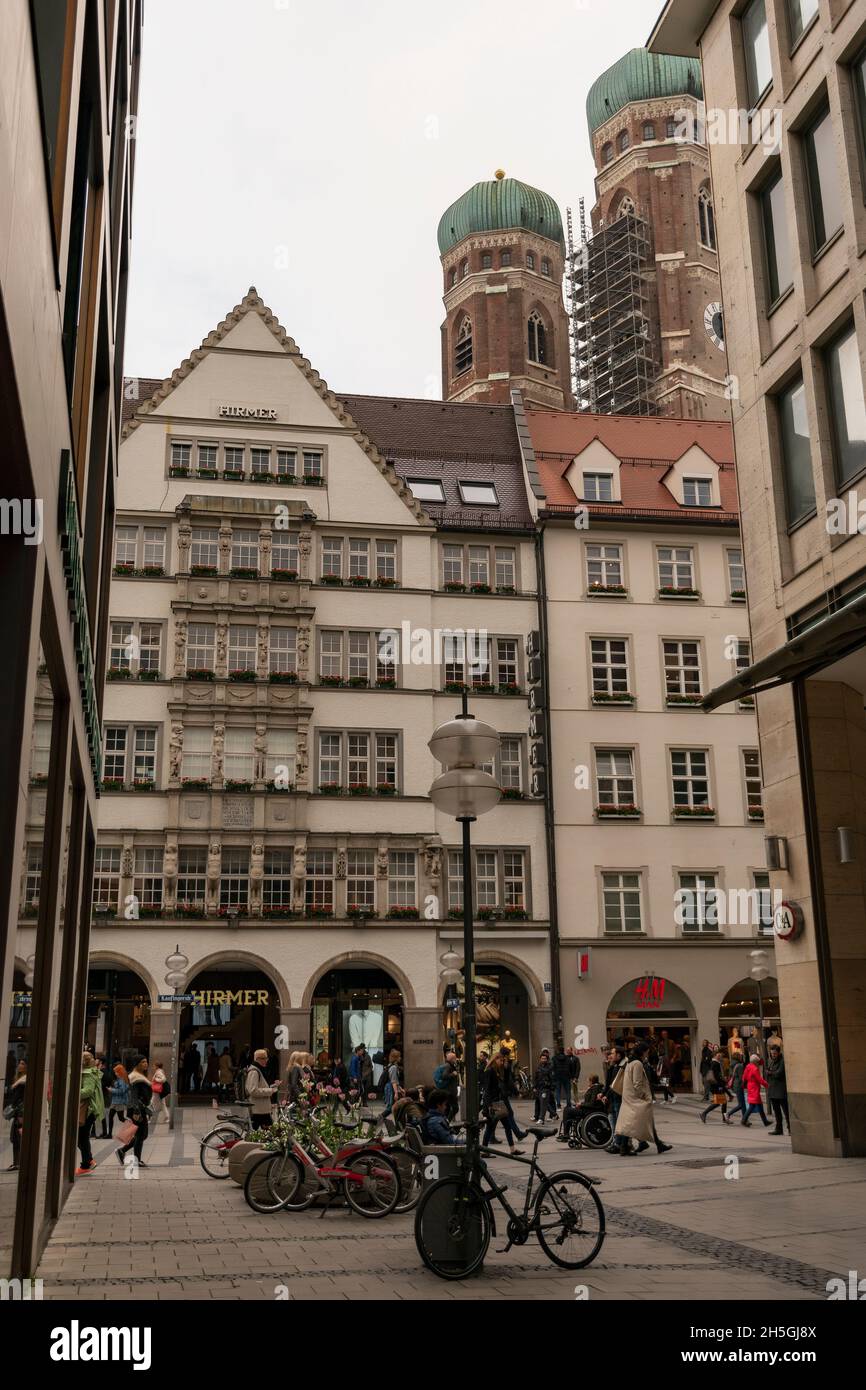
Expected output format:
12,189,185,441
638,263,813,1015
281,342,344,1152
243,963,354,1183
698,186,716,250
601,142,614,165
617,130,630,153
455,316,473,376
615,195,636,221
527,312,547,365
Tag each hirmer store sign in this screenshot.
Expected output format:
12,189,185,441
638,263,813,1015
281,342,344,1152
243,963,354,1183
218,405,278,420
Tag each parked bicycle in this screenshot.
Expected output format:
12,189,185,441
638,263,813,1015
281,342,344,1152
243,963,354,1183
414,1121,605,1279
199,1102,256,1178
244,1114,406,1217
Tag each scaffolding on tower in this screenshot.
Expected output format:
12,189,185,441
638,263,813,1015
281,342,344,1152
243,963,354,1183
567,200,659,417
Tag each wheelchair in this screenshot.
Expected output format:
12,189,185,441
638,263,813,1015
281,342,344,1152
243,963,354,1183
563,1107,613,1149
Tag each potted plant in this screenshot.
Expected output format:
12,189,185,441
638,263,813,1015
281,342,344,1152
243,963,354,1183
274,474,296,486
29,772,49,786
496,584,517,595
138,669,161,682
587,582,627,596
169,465,190,478
375,675,396,689
229,566,259,580
501,788,524,800
448,907,464,919
252,472,273,484
387,906,419,919
376,784,397,796
470,581,492,594
269,670,298,684
672,805,715,819
319,674,345,688
658,585,700,599
175,902,206,918
138,905,163,919
443,580,466,592
320,573,343,585
100,778,124,792
270,568,298,581
224,779,253,792
186,668,215,681
748,807,765,821
348,575,372,587
471,681,495,694
113,562,135,576
140,565,165,578
181,778,210,791
190,564,218,577
502,906,528,921
262,905,294,919
133,778,156,792
374,576,397,588
348,783,372,796
730,589,746,600
318,782,342,795
444,680,468,694
197,467,218,479
595,803,641,818
306,905,333,918
666,692,704,705
228,668,257,682
106,666,132,681
497,681,521,696
302,474,325,486
223,468,245,481
348,675,369,688
591,691,634,704
268,780,294,793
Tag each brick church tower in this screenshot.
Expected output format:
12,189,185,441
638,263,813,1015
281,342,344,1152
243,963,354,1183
584,49,730,421
438,172,572,409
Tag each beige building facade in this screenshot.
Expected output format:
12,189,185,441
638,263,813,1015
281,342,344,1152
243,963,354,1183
651,0,866,1153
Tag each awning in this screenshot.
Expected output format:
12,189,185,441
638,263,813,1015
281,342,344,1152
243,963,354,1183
703,589,866,710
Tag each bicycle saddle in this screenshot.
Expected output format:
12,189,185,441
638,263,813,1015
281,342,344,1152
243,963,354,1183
525,1123,557,1139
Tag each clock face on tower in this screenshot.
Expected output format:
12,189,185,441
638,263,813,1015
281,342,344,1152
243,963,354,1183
704,301,725,352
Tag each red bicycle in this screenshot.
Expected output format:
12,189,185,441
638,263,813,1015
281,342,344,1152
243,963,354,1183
244,1118,403,1217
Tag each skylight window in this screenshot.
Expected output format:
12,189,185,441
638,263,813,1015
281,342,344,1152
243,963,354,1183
459,481,499,506
407,478,446,503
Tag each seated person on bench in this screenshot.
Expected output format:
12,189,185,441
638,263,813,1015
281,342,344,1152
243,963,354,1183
558,1074,605,1141
420,1089,462,1145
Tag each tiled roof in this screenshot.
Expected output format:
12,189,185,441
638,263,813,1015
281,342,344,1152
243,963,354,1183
121,377,163,427
525,408,739,517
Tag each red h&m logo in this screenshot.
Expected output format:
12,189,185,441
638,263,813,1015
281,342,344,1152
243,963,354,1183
634,975,666,1009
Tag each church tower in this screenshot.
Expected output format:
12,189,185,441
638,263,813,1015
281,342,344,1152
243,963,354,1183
438,171,572,409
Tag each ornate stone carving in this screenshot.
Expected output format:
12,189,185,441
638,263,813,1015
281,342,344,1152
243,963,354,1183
298,533,312,581
336,850,347,880
376,845,389,879
293,844,307,881
173,620,187,676
254,725,267,782
212,724,225,782
258,625,269,675
169,724,184,782
163,842,178,883
121,848,134,879
297,624,311,680
216,623,228,670
423,838,442,885
207,839,221,888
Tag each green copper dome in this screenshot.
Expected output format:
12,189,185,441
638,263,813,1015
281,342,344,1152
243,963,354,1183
437,174,564,254
586,49,702,135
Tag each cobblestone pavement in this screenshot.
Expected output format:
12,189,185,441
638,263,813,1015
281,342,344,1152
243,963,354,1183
31,1099,866,1301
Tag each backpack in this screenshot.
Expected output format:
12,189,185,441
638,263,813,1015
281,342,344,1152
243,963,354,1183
234,1065,252,1103
433,1062,450,1088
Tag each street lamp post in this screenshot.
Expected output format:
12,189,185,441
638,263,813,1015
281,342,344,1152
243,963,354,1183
429,692,500,1164
164,947,189,1132
750,948,770,1063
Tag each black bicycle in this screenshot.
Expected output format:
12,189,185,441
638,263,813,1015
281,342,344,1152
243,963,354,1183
414,1122,605,1280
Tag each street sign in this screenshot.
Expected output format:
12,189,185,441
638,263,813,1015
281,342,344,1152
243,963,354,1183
772,900,803,942
157,993,194,1004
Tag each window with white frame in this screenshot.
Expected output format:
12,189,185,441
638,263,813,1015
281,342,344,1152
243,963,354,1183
115,523,167,571
134,848,163,908
303,451,323,479
318,733,342,786
348,539,370,579
595,749,635,807
231,529,259,571
220,850,249,909
250,447,270,477
177,847,207,906
495,547,516,589
305,850,334,911
142,528,166,569
476,851,498,908
269,627,297,674
586,543,623,590
733,639,751,678
347,850,375,910
602,872,642,933
495,638,519,686
139,623,162,673
504,851,525,908
225,728,254,783
186,623,215,672
191,527,219,569
31,718,51,779
92,847,121,909
376,630,398,684
388,850,417,909
754,871,774,934
743,748,763,816
683,476,713,506
469,634,492,687
109,620,133,671
276,448,296,477
347,733,370,787
271,532,299,573
182,727,212,782
228,625,257,674
678,872,720,934
658,546,695,590
23,845,42,909
447,850,464,911
108,619,161,675
348,631,370,682
443,545,464,584
321,537,343,578
582,473,613,502
267,729,296,785
500,737,523,791
263,850,293,909
671,749,711,809
132,728,157,784
459,481,499,506
663,640,702,698
376,540,397,581
444,632,467,685
375,733,398,788
727,548,745,596
591,637,630,697
170,441,192,471
198,443,218,471
115,526,137,566
224,445,245,473
103,726,127,781
468,546,489,585
320,632,343,680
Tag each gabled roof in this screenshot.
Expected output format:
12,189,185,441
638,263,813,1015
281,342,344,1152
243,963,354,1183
525,408,738,516
120,288,428,523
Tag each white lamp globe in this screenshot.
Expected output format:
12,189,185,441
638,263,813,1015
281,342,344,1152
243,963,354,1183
430,768,501,818
429,717,500,770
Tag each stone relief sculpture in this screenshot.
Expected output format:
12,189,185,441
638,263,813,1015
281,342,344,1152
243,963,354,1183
169,724,184,782
121,847,134,879
173,620,187,675
376,845,389,879
423,839,442,885
336,849,347,880
254,725,267,782
212,724,225,782
207,839,222,889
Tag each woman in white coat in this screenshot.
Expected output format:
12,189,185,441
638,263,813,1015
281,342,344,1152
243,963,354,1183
613,1042,672,1156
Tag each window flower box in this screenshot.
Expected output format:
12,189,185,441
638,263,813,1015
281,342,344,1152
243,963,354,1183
228,668,257,683
252,473,273,484
318,783,342,795
347,904,375,919
672,806,716,819
319,674,346,688
107,666,132,681
181,778,211,791
269,670,298,684
271,569,298,582
274,474,296,486
738,696,756,708
36,663,48,676
224,779,253,792
223,469,245,481
186,668,215,680
444,680,469,694
169,466,190,478
375,676,396,688
448,907,464,919
133,779,156,792
302,474,325,486
22,904,39,918
113,562,135,576
217,905,247,919
100,778,124,792
730,589,746,601
658,586,700,599
261,906,295,919
666,693,704,706
140,565,166,578
175,902,206,918
29,773,49,786
478,907,499,920
387,906,419,920
139,669,161,682
502,906,528,921
444,581,466,592
748,808,765,822
306,906,334,919
592,692,634,705
376,784,397,796
501,788,525,800
190,564,218,577
348,783,373,796
229,567,259,580
348,676,369,688
496,584,517,595
197,468,218,479
137,905,164,919
471,682,495,695
587,583,627,596
348,575,372,587
320,573,343,585
374,576,398,588
268,780,294,793
595,804,641,819
470,582,492,594
497,682,521,696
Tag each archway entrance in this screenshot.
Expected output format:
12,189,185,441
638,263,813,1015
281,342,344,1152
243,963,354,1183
606,974,697,1090
443,966,530,1067
311,965,403,1086
719,977,781,1061
180,966,280,1099
85,965,151,1071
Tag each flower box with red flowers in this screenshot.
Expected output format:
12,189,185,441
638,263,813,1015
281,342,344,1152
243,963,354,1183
107,666,132,681
443,581,466,592
347,904,374,918
319,674,345,688
268,780,294,793
666,693,704,706
137,905,164,919
251,472,273,484
444,680,469,694
375,676,396,688
595,804,641,819
223,469,245,481
502,906,528,920
672,806,716,819
497,682,521,696
100,778,124,792
318,783,342,795
592,691,634,704
270,569,298,581
448,907,464,919
140,565,166,578
320,573,343,585
658,586,700,599
175,902,206,918
348,575,372,587
302,474,325,486
228,668,257,682
229,567,259,580
496,584,517,595
29,773,49,786
348,676,369,688
113,562,135,576
133,779,156,792
261,906,295,919
748,807,765,821
374,576,397,588
387,906,419,920
169,466,190,478
181,778,210,791
470,582,492,594
139,669,161,682
376,784,397,796
269,670,298,684
186,668,215,680
224,779,253,792
274,474,296,486
216,905,246,918
306,906,333,919
501,788,525,800
197,468,218,479
190,565,218,577
348,783,373,796
587,582,627,596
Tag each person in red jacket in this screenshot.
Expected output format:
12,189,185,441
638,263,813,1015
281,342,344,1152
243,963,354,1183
740,1053,771,1127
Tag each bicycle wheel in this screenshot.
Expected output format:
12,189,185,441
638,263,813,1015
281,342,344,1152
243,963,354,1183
533,1170,605,1269
342,1150,400,1217
579,1112,612,1149
244,1151,303,1213
414,1177,491,1280
392,1152,423,1214
199,1124,243,1179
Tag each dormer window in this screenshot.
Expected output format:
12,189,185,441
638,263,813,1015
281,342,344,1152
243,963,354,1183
407,478,446,503
683,477,713,507
459,481,499,506
528,312,547,365
582,472,614,502
455,316,473,375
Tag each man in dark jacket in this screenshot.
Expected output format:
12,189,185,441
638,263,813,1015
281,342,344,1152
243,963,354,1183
533,1050,556,1121
767,1045,789,1135
434,1052,460,1120
551,1046,571,1110
601,1047,624,1151
421,1090,462,1145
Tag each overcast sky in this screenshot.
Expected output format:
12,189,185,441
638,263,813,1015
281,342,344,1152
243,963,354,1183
125,0,659,399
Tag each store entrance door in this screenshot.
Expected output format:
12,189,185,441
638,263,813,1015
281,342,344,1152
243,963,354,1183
180,968,280,1101
311,966,403,1089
